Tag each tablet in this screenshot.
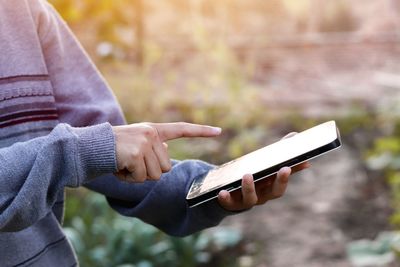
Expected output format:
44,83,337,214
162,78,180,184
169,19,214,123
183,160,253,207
186,120,341,208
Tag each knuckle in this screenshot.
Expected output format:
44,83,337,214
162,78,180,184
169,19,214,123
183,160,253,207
139,138,150,149
178,122,189,135
161,160,172,172
129,150,141,160
142,125,157,138
126,165,135,173
149,171,162,180
154,175,162,181
163,164,172,172
131,167,147,183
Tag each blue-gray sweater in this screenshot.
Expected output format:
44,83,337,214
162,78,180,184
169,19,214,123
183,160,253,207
0,1,231,266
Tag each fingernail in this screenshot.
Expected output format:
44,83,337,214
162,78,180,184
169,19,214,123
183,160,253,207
219,190,228,199
279,167,291,176
283,166,291,172
244,174,253,184
210,127,222,135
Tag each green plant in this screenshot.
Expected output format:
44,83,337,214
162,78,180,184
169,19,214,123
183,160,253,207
347,231,400,267
367,133,400,227
64,189,243,267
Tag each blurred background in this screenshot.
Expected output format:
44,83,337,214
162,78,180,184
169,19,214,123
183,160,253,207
50,0,400,266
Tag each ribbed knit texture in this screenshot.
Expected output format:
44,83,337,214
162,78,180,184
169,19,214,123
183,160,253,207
72,122,118,183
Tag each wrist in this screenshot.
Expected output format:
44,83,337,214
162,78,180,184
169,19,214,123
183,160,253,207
72,122,118,184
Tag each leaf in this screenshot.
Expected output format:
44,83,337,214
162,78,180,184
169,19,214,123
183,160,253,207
347,231,400,267
210,227,243,250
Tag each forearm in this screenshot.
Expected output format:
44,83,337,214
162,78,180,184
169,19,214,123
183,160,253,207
0,122,116,232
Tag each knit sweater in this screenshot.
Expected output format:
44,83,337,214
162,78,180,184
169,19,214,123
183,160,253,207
0,1,231,266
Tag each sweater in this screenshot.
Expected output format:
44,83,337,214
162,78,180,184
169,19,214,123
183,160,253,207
0,1,231,266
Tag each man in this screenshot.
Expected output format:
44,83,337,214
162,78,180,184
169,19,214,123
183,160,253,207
0,0,308,266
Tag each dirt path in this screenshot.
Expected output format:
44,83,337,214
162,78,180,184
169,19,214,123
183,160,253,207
218,143,392,267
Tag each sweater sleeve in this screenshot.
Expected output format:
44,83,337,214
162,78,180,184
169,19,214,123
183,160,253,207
30,0,126,127
86,160,236,237
32,0,234,236
0,122,117,232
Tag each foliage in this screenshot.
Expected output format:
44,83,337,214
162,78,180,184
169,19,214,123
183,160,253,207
367,119,400,227
64,189,243,267
347,231,400,267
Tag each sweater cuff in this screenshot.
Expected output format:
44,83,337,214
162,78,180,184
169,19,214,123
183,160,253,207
193,197,240,225
72,122,117,184
186,163,240,227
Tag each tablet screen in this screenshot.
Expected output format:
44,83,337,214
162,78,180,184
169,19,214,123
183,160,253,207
187,121,339,198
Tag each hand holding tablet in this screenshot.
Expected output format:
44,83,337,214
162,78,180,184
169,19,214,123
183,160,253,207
186,121,342,208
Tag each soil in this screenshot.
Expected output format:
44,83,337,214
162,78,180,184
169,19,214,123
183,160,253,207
208,40,400,267
217,143,395,267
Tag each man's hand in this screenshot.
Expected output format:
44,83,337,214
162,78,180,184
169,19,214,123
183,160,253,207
217,131,309,211
112,122,221,182
217,162,310,211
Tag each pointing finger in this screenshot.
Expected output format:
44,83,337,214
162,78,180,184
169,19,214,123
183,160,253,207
152,122,222,141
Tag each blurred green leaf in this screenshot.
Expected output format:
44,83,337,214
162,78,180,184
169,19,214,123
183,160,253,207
347,232,400,267
64,189,244,267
